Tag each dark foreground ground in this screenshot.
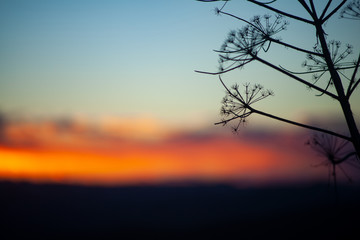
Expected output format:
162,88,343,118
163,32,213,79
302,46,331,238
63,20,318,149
1,181,360,239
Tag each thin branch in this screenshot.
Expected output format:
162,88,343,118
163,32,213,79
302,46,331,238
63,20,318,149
332,164,339,205
316,77,333,97
253,55,339,99
216,76,350,141
279,65,355,75
320,0,333,20
298,0,316,19
215,113,250,126
219,75,243,103
247,0,314,24
215,102,352,141
309,0,319,19
337,164,353,182
220,1,228,11
346,160,360,169
196,64,242,75
338,69,353,82
217,10,266,35
348,78,360,97
215,47,255,54
269,37,323,57
346,53,360,98
335,151,357,164
250,108,352,141
322,0,347,23
196,0,230,2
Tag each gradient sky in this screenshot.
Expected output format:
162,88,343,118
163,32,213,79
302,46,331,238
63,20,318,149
1,0,359,126
0,1,359,186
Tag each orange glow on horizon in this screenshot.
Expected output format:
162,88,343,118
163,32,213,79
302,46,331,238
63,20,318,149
0,118,325,186
0,136,322,186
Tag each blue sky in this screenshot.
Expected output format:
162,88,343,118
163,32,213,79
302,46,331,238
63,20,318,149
0,0,359,129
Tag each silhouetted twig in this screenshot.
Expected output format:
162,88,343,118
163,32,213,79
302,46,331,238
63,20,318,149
306,133,359,202
197,0,360,161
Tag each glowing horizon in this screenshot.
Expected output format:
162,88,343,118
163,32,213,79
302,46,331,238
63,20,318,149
0,116,328,186
1,1,358,187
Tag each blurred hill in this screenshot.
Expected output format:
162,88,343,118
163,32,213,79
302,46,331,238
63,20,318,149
1,181,359,239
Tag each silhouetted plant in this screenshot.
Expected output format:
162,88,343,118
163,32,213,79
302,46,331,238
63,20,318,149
219,78,274,131
306,134,359,201
197,1,360,166
340,0,360,19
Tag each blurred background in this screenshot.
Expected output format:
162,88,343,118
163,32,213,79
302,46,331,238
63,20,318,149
1,1,360,238
1,0,359,186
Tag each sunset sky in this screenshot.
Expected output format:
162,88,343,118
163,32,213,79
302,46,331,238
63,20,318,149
0,0,359,186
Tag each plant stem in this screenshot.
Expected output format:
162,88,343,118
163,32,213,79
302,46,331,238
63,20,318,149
250,108,352,141
315,21,360,159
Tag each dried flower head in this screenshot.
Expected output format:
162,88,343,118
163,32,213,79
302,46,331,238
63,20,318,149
306,134,352,164
217,14,288,73
219,78,274,132
302,41,356,91
340,0,360,20
306,134,358,182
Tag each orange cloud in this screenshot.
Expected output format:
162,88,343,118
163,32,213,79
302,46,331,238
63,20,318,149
0,117,326,186
96,116,169,141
